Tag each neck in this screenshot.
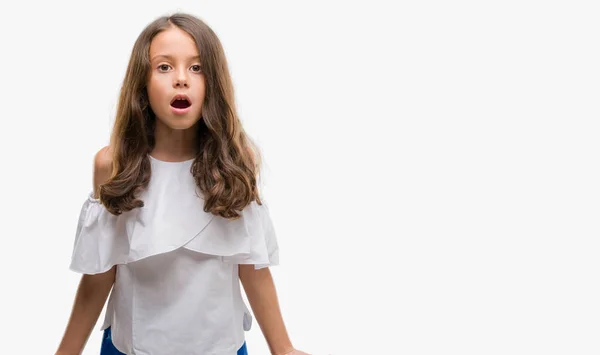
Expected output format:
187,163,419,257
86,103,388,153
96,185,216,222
151,120,197,162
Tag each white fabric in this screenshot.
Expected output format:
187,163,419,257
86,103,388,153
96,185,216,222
69,156,279,355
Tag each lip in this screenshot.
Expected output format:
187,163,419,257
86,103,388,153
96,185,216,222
171,106,192,115
170,94,192,105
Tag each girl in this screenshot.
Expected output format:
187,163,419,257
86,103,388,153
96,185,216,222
55,12,310,355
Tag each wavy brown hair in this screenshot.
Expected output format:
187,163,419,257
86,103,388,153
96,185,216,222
99,13,263,220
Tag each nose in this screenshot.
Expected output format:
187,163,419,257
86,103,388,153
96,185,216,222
173,68,189,88
174,78,188,88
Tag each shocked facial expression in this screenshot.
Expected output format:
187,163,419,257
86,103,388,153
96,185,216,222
147,26,206,130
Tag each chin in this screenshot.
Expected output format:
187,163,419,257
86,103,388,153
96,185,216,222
158,115,202,131
166,121,199,130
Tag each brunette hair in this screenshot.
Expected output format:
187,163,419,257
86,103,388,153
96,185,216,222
99,12,263,219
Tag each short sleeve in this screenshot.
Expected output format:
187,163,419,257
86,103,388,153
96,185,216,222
244,200,280,269
69,193,130,274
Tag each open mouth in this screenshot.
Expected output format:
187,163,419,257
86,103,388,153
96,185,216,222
171,98,191,109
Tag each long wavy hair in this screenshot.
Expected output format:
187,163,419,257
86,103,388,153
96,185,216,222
99,13,263,220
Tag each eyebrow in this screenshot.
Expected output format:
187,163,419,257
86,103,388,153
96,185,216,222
150,54,201,62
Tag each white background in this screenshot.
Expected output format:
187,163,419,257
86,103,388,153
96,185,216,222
0,0,598,354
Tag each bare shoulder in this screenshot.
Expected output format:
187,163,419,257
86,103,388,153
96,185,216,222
93,146,113,196
94,146,113,172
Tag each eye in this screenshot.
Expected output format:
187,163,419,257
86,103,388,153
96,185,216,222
190,65,202,73
158,64,172,72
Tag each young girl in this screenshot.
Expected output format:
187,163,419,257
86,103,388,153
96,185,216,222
56,12,310,355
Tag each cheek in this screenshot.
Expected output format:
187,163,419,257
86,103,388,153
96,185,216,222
194,78,207,100
147,78,166,102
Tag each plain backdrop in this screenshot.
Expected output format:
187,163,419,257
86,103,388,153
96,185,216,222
0,0,598,354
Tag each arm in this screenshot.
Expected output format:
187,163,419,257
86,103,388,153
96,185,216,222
56,147,115,355
239,265,296,355
55,267,116,355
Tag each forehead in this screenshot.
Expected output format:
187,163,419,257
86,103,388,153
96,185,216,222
149,26,199,60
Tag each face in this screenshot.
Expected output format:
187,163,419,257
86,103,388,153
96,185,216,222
147,26,206,130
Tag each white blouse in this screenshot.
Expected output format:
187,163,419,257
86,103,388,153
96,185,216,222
69,155,279,355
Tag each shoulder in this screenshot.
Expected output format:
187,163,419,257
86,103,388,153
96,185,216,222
94,146,113,172
93,146,113,196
